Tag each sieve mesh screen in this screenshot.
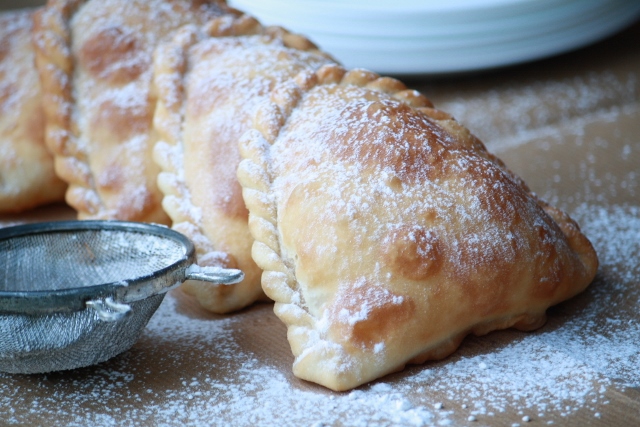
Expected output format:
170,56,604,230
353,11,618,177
0,229,186,292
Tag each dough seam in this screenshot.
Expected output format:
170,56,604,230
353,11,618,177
239,64,449,385
33,0,236,221
33,1,95,213
152,12,333,313
152,14,264,252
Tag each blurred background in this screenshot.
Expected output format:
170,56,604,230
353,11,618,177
0,0,42,8
227,0,640,76
2,0,638,77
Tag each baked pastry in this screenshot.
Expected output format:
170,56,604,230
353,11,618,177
151,15,335,313
237,64,599,391
32,0,234,223
0,9,66,213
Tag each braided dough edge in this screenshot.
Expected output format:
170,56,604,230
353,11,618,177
151,13,333,312
33,0,240,221
32,0,99,216
237,64,449,388
152,14,262,254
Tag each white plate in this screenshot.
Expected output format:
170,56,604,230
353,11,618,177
229,0,640,75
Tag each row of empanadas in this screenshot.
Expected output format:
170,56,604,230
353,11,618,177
30,0,334,314
7,0,598,391
32,0,236,223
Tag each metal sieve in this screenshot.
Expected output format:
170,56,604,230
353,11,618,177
0,220,243,374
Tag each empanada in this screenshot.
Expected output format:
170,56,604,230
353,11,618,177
237,65,599,391
152,15,335,313
32,0,234,223
0,9,66,213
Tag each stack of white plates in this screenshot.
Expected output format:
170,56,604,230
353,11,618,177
228,0,640,75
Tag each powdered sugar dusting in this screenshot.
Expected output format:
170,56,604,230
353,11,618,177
262,77,597,390
0,8,66,207
172,34,333,234
61,0,226,221
152,30,335,312
0,202,636,425
271,84,531,279
0,9,34,196
427,70,638,153
403,203,640,416
0,10,37,117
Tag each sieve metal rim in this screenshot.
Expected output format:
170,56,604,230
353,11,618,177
0,220,195,315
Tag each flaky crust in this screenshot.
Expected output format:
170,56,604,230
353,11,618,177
31,0,233,223
238,64,599,391
0,8,66,213
151,14,335,313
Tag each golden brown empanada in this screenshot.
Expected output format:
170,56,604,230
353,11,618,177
32,0,235,223
151,14,335,313
237,64,599,391
0,8,66,213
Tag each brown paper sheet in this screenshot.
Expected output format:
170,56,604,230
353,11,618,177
1,11,639,427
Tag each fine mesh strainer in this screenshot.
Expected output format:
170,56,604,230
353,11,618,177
0,220,243,374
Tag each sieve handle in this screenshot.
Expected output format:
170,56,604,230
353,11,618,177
184,265,244,285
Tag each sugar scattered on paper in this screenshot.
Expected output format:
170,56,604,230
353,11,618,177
1,203,637,426
430,70,638,152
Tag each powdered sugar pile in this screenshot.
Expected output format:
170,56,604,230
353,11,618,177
0,202,637,426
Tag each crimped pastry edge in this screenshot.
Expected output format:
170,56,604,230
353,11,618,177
238,63,598,391
238,64,450,390
151,12,333,313
32,1,92,215
32,0,237,222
